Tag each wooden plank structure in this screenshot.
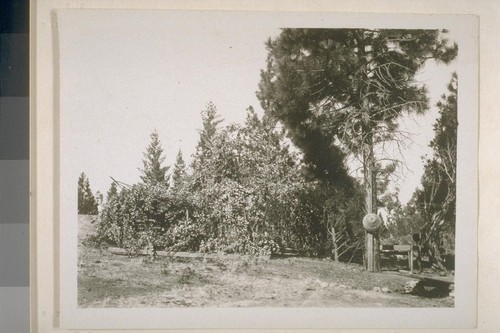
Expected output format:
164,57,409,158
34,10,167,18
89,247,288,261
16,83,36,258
380,244,418,273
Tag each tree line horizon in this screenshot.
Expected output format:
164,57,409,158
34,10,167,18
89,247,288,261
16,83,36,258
78,28,457,273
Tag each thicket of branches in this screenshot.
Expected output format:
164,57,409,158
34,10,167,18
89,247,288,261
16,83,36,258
89,104,365,258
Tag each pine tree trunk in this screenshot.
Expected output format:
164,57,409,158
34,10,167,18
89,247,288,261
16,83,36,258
356,33,380,272
363,141,381,272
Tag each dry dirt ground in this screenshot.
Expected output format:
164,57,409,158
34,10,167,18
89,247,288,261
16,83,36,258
78,215,453,308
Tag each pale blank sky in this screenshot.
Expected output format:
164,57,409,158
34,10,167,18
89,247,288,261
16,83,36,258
58,10,458,204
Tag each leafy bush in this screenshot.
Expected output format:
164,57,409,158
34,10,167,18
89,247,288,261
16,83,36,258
164,216,204,252
89,106,365,259
95,183,190,255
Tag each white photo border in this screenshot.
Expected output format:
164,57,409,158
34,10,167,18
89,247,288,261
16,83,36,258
33,1,485,332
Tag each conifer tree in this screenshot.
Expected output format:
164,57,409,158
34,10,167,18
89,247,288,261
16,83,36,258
106,181,118,201
192,102,223,172
172,148,187,190
77,172,99,215
258,28,457,271
139,130,170,186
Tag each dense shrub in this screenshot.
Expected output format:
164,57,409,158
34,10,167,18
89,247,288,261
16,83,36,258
95,183,191,255
164,216,204,252
90,105,364,258
185,108,339,256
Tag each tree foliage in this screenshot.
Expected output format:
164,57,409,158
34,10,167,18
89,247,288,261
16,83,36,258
89,31,458,268
257,28,457,270
94,105,351,257
188,106,325,255
380,193,426,245
96,182,193,254
257,28,457,207
139,130,170,186
78,172,98,215
413,73,457,271
106,181,118,201
191,102,224,175
172,148,187,190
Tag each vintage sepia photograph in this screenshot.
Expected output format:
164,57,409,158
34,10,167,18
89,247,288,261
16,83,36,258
54,8,478,329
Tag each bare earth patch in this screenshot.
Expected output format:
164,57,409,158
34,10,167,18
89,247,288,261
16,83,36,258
78,215,453,308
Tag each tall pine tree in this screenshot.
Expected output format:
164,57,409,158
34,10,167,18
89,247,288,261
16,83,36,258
192,102,224,172
258,28,457,271
172,148,187,190
77,172,98,215
139,130,170,186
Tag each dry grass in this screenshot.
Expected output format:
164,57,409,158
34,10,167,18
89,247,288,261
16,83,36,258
78,215,453,308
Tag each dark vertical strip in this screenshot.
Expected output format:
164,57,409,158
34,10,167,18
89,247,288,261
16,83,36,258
0,0,29,33
0,223,29,286
0,0,30,332
0,33,29,96
0,161,29,223
0,97,29,159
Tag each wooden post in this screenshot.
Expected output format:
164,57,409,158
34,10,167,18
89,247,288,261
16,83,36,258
362,214,382,272
365,232,381,272
366,233,374,272
363,140,381,273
